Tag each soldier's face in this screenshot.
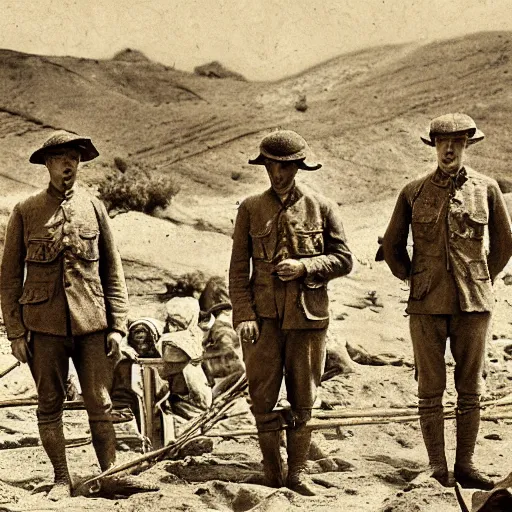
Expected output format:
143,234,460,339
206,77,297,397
435,135,467,175
45,148,80,192
264,159,299,195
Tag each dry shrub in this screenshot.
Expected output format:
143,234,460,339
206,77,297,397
98,164,180,214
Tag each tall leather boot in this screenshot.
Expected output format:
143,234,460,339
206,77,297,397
454,405,494,491
38,421,71,501
286,425,317,496
257,430,285,488
90,421,117,471
419,406,449,486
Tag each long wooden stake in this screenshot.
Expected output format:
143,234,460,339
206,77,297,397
74,373,248,495
0,361,20,379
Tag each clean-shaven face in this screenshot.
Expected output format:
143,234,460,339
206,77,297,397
45,147,81,192
435,135,467,175
264,159,299,195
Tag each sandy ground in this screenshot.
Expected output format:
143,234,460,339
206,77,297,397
0,194,511,512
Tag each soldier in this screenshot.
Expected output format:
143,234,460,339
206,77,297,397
382,114,512,489
1,131,129,500
229,130,353,495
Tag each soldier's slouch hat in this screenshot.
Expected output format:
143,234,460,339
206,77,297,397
456,475,512,512
421,113,485,147
30,130,99,165
249,130,322,171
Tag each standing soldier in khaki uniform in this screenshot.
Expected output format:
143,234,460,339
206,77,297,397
382,114,512,490
229,130,353,495
1,131,129,500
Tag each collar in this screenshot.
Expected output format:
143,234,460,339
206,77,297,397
47,183,75,201
430,166,467,189
270,183,303,209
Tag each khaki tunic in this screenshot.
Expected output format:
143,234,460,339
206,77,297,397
1,185,128,339
383,167,512,314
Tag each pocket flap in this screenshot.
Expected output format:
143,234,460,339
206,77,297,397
79,229,99,240
250,221,272,238
26,238,61,263
299,285,329,321
19,286,49,305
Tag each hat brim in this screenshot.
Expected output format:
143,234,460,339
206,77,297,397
421,128,485,147
456,481,512,512
248,154,322,171
29,138,99,165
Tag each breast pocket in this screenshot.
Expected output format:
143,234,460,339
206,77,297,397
250,222,273,261
291,229,324,256
77,229,100,261
26,238,61,263
412,210,440,242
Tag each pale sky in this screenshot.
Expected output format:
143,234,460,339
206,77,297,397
1,0,511,80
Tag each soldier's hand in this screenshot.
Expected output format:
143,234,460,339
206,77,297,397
11,336,30,364
274,259,306,281
106,331,123,359
236,321,260,344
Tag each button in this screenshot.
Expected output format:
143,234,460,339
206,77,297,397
63,236,70,246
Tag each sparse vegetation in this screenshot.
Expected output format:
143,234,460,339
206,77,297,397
98,161,180,214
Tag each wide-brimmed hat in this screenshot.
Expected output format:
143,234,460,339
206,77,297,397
455,474,512,512
421,113,485,147
249,130,322,171
29,130,99,165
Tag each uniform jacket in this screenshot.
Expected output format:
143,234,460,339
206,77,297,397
1,184,129,339
383,167,512,314
229,184,353,329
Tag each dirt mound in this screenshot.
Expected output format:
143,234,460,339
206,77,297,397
112,48,151,63
194,61,246,81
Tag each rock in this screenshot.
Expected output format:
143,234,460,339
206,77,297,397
295,95,308,112
194,61,246,81
484,433,503,441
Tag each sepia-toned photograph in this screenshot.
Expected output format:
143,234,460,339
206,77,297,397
0,1,511,510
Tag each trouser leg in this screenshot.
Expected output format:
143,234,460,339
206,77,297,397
73,331,117,471
409,315,449,485
450,313,494,490
29,333,72,499
283,328,327,496
242,319,285,487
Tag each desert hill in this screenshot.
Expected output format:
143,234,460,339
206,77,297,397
0,31,510,206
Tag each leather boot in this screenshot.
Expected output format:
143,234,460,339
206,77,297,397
286,425,317,496
38,421,71,500
419,406,449,486
454,405,494,491
90,421,117,472
257,430,285,488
